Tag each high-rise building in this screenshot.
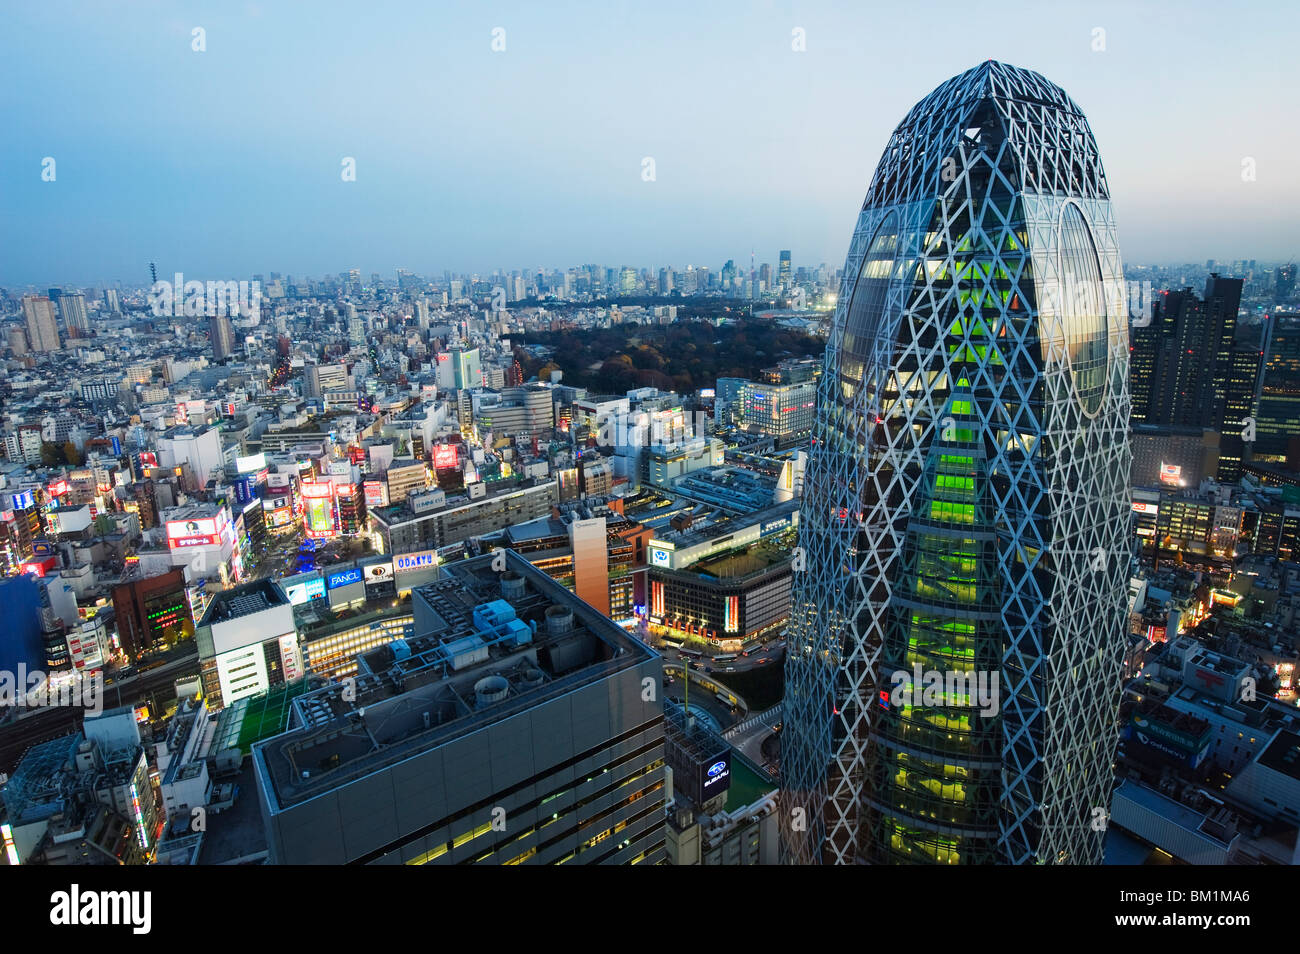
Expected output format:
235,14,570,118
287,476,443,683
452,347,481,389
780,62,1132,865
736,365,818,446
7,326,29,356
210,314,235,361
1276,264,1296,301
21,295,61,352
567,514,610,616
1130,277,1242,429
103,288,121,313
1129,276,1250,481
619,267,638,296
60,292,89,338
1255,316,1300,458
778,250,792,289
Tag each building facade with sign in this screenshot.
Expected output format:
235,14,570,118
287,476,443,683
194,579,301,709
253,551,666,865
368,479,559,555
111,566,191,659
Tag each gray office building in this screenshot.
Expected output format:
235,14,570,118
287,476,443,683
252,550,666,864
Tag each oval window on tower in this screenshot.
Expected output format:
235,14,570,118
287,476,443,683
1055,202,1109,416
839,211,902,404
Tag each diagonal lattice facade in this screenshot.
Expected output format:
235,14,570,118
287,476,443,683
780,61,1131,865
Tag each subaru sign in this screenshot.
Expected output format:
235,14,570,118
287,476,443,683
699,752,731,796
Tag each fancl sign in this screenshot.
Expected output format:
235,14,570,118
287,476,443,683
326,567,364,589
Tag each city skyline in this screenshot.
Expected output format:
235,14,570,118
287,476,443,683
9,253,1297,300
3,1,1300,884
3,0,1297,286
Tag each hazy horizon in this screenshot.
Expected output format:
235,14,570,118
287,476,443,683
3,0,1296,287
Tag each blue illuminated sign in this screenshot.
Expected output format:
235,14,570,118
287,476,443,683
285,577,326,605
701,755,731,792
326,567,363,589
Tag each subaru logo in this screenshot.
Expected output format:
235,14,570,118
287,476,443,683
707,760,727,777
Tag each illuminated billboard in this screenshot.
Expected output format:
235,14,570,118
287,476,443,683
279,634,303,682
363,480,388,508
1,822,19,866
166,511,229,548
301,481,334,499
236,452,267,473
1159,463,1182,486
433,444,459,469
700,752,732,798
304,494,335,537
326,567,364,589
284,577,326,605
394,550,437,574
363,562,394,586
21,557,58,577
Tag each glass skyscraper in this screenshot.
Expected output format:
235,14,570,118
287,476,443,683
780,61,1131,865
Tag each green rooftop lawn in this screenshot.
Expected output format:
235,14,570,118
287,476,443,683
725,756,775,812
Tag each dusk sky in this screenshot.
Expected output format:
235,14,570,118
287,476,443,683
3,0,1296,287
